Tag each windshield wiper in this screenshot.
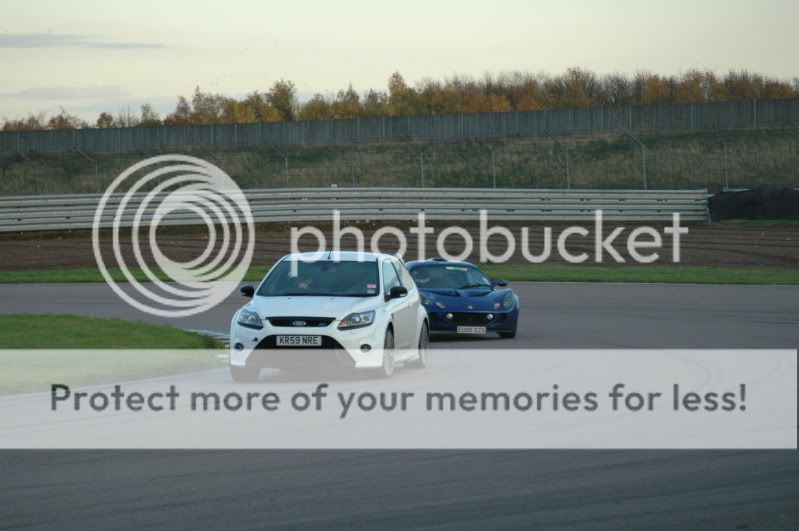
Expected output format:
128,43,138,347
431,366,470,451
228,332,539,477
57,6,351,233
459,283,492,290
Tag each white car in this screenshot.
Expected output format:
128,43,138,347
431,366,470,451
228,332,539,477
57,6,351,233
228,252,429,381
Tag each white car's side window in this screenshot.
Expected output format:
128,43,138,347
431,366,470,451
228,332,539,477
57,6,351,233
382,261,401,293
393,260,415,292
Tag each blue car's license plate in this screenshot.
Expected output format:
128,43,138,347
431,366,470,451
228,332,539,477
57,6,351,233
456,326,487,334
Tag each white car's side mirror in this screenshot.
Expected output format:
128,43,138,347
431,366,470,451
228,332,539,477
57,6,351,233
387,286,408,300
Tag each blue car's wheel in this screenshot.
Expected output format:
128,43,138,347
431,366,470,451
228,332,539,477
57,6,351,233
499,323,517,338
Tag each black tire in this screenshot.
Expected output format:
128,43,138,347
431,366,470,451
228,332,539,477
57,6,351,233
370,327,395,378
230,364,260,382
407,323,429,369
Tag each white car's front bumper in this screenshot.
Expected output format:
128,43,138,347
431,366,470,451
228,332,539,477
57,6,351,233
229,317,386,369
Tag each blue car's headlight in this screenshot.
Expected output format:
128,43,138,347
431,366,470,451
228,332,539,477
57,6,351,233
421,294,445,309
501,292,515,309
237,309,263,329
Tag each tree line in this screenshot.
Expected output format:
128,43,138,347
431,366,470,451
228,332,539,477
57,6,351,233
3,68,798,132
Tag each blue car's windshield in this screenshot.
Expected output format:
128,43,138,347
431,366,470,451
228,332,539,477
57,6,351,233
257,260,380,297
410,264,491,290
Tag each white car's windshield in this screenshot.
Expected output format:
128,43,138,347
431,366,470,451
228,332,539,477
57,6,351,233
410,265,491,290
257,260,380,297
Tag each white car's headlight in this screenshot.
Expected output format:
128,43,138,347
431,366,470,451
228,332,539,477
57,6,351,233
338,310,375,330
237,309,263,329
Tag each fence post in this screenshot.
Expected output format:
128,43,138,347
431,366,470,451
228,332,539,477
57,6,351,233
75,148,99,193
722,140,729,189
565,148,571,190
712,129,730,190
264,143,289,187
491,150,496,188
544,131,570,189
17,150,36,194
642,146,647,189
474,137,497,188
753,100,758,129
330,137,357,187
618,124,647,189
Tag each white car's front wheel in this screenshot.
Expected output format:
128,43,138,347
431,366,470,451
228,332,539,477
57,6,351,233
407,323,429,369
371,327,395,378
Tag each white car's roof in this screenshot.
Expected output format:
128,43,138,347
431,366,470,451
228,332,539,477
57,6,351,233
283,251,386,262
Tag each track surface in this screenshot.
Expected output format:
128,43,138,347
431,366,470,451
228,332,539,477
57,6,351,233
1,282,798,529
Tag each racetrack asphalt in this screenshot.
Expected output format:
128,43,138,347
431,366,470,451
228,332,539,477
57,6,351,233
0,281,797,529
2,281,798,348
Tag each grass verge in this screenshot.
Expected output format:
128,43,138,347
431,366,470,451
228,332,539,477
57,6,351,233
0,266,267,284
0,264,797,285
479,264,799,285
714,219,799,227
0,315,224,395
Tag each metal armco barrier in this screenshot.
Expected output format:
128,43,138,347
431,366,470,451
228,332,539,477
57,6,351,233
0,188,710,233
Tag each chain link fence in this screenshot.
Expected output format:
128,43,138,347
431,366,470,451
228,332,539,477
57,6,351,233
0,128,797,196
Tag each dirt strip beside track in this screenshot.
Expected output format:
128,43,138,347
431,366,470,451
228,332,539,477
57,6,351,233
1,221,797,270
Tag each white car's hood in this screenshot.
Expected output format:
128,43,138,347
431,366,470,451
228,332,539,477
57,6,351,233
247,295,379,320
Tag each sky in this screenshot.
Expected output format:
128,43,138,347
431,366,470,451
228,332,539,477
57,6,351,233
0,0,797,121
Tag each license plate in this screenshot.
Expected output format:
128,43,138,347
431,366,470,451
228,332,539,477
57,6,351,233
457,326,487,335
276,335,322,346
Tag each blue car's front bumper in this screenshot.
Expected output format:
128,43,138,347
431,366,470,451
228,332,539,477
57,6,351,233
424,307,519,333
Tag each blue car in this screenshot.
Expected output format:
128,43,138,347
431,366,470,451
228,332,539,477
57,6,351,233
406,259,519,338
